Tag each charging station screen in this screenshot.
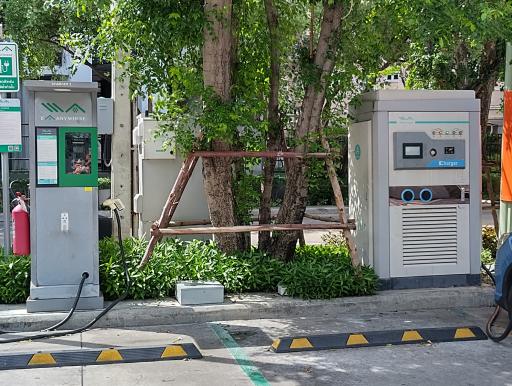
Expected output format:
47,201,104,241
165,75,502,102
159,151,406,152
65,132,92,175
403,143,423,159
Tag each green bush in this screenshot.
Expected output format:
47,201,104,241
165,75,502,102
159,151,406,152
0,255,30,303
98,177,111,189
0,239,378,304
280,245,378,299
99,238,285,300
99,238,377,301
482,225,497,258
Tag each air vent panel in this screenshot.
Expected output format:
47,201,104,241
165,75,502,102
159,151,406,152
401,206,458,266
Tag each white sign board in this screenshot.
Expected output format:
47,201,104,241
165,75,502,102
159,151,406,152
0,42,19,92
0,98,21,152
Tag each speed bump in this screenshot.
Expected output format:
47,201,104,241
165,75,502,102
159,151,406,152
271,326,487,353
0,343,202,370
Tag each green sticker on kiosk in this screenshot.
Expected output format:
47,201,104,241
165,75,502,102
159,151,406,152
355,144,361,160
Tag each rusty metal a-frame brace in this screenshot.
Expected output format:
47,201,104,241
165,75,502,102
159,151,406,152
138,151,359,268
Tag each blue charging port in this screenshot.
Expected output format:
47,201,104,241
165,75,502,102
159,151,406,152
401,189,415,203
419,188,433,202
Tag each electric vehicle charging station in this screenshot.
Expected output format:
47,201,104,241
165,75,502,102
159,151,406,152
349,90,481,289
24,81,103,312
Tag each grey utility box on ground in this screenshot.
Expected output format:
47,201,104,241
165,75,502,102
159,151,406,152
24,81,103,312
349,90,481,290
176,281,224,305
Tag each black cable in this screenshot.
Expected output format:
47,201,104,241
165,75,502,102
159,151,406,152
481,262,496,286
0,270,89,336
0,208,130,343
486,305,512,343
44,272,89,331
482,260,512,342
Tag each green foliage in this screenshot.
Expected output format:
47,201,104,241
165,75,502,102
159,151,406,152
98,237,377,301
482,225,498,258
0,255,30,304
97,177,111,189
0,0,105,78
99,237,285,300
321,231,347,248
403,1,512,90
481,248,494,266
0,239,377,304
280,245,378,299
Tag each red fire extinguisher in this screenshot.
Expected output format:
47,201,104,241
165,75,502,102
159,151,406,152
12,193,30,256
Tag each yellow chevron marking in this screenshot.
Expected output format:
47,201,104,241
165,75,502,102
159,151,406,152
96,349,123,362
271,339,281,350
161,345,187,358
346,334,369,345
454,328,476,339
290,338,313,349
402,330,424,342
28,353,57,366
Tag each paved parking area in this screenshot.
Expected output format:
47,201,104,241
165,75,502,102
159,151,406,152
0,306,509,385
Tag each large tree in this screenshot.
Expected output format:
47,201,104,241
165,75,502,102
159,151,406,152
6,0,511,260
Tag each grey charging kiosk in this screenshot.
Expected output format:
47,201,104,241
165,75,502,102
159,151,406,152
24,81,103,312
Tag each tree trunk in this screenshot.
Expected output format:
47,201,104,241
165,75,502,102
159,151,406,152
270,2,345,261
473,40,504,160
259,0,282,251
202,0,245,253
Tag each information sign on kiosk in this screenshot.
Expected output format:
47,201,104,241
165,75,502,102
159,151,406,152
25,81,103,312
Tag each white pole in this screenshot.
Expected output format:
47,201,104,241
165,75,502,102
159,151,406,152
0,24,10,255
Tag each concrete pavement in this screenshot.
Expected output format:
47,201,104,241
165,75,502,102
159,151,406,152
0,286,494,331
0,306,509,385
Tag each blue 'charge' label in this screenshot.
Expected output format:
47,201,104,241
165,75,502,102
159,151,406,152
426,159,465,168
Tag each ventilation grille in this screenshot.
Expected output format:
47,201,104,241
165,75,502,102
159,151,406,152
402,206,458,266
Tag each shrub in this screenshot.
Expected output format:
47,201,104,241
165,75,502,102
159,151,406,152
0,255,30,303
321,231,347,248
280,245,378,299
0,239,378,304
99,238,377,301
98,177,111,189
98,238,285,300
482,226,497,258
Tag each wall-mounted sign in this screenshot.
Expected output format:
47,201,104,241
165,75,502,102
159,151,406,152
35,92,92,127
0,42,19,92
0,98,21,152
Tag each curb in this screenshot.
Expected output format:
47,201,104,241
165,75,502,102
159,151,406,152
0,286,494,331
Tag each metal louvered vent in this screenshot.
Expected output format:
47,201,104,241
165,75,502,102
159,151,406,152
402,206,458,266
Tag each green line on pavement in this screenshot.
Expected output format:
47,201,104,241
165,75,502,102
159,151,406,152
210,323,271,386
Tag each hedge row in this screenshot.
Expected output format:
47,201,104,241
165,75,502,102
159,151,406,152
0,238,378,303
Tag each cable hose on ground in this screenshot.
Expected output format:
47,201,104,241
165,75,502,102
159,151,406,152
0,272,89,336
0,208,130,343
486,305,512,343
45,272,89,331
481,262,512,342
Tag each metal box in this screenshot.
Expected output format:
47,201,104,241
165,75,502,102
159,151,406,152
97,97,113,135
176,281,224,305
133,115,210,239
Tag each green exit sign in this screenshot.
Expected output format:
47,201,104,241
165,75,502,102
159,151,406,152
0,43,19,92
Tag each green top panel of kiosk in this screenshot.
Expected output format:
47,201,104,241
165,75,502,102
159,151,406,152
36,127,98,187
